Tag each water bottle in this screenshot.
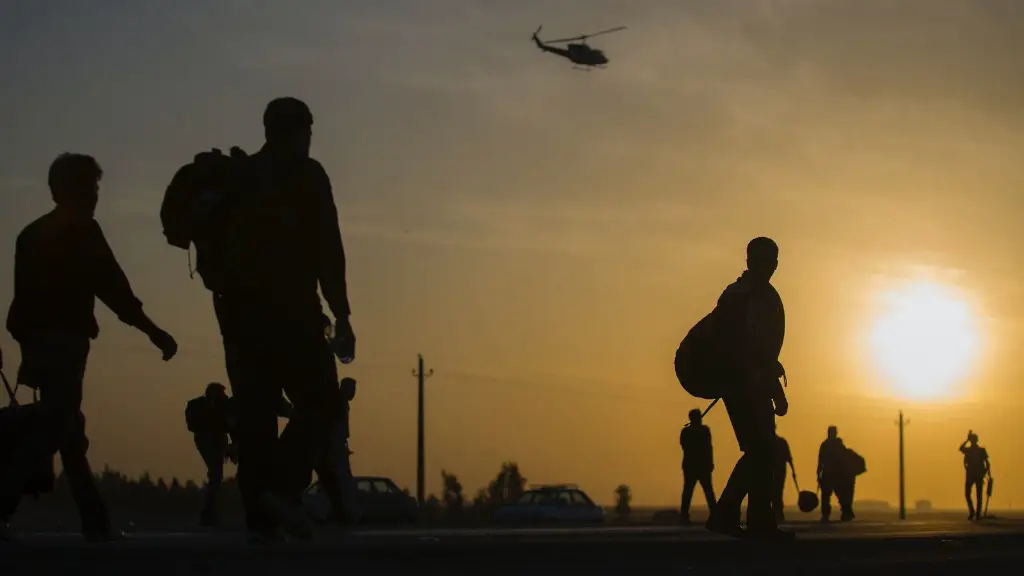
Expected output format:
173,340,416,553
327,322,355,364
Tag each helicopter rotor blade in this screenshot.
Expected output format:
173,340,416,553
584,26,627,39
545,35,586,44
544,26,626,44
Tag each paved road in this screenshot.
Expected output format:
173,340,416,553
3,519,1024,575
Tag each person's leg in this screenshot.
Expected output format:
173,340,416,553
31,335,111,538
196,435,225,524
964,478,975,519
820,481,835,521
699,473,716,514
837,477,855,521
743,399,777,532
680,474,697,522
230,326,283,536
772,470,786,523
708,394,753,533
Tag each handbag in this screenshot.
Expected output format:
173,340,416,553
0,369,56,498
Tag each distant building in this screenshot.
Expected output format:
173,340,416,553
915,500,933,512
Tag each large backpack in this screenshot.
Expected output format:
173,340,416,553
160,147,247,293
184,397,207,434
843,447,867,477
674,311,732,400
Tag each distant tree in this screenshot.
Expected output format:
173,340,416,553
486,462,527,507
441,470,464,511
614,485,632,521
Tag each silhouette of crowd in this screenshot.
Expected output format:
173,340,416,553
0,97,1002,546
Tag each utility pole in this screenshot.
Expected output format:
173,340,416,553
896,410,910,520
412,354,433,507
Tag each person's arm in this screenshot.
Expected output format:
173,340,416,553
6,232,28,343
90,222,176,357
817,444,825,479
311,161,351,322
707,428,714,470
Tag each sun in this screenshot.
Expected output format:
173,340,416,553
868,280,981,401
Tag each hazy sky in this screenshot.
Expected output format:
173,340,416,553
2,0,1023,509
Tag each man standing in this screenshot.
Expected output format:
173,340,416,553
773,431,795,523
817,426,854,522
679,408,715,525
217,98,355,542
705,237,792,540
959,431,990,521
2,153,178,542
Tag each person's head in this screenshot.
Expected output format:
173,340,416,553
688,408,702,425
48,153,102,218
827,425,838,439
205,382,227,400
263,97,313,158
968,432,979,445
745,237,779,281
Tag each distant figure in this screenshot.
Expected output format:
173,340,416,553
0,153,177,543
186,382,237,527
705,237,793,540
773,431,795,523
679,408,716,525
185,382,294,526
817,426,855,522
959,430,990,521
213,98,355,542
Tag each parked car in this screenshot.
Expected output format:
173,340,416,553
303,476,418,525
494,484,605,525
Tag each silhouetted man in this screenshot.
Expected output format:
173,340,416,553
679,408,715,525
186,382,237,526
817,425,854,522
216,98,355,542
705,237,792,540
1,153,178,542
773,431,795,523
959,431,990,521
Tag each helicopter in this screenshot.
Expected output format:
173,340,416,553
531,25,626,70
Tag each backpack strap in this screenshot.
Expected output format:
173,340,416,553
1,369,19,408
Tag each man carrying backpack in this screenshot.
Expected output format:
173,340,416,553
2,153,178,543
186,382,236,526
212,97,356,542
704,237,792,540
817,425,856,522
186,382,294,526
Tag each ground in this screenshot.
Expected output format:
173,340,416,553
3,516,1023,575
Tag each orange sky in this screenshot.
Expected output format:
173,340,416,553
1,1,1022,508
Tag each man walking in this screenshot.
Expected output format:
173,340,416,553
216,98,356,542
2,153,177,542
679,408,715,525
705,237,792,540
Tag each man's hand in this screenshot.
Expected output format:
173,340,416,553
331,317,356,363
773,394,789,417
148,328,178,361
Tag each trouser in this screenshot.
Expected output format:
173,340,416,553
0,331,108,535
966,475,985,517
194,433,228,518
773,467,787,521
712,390,777,531
681,470,715,520
215,296,342,534
821,476,855,519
